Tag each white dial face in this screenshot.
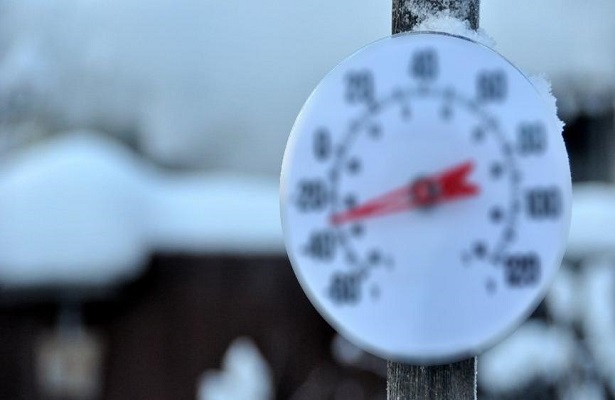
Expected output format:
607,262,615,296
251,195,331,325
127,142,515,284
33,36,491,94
280,32,571,364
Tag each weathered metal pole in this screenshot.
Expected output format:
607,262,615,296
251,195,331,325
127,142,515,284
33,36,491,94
387,1,480,399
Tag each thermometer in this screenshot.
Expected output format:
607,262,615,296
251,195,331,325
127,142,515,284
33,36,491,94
280,32,571,363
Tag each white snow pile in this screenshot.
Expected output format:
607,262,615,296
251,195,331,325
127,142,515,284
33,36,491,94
581,259,615,396
566,183,615,259
413,14,494,48
0,0,390,174
0,131,283,287
407,2,495,48
197,337,274,400
544,263,580,326
479,320,576,393
481,0,615,117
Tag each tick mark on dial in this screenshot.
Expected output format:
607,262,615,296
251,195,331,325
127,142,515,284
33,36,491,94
490,163,504,179
347,157,362,174
350,224,364,237
344,194,358,209
490,207,504,223
473,242,487,258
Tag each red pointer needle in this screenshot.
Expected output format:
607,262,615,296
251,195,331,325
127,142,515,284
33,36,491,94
330,160,479,225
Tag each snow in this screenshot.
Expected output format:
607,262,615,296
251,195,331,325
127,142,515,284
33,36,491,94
197,337,273,400
479,320,576,393
404,1,476,27
581,259,615,395
411,11,495,48
544,263,579,325
149,173,283,254
0,132,152,286
566,184,615,259
528,74,565,137
0,131,283,287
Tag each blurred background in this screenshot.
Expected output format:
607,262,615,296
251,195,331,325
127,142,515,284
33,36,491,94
0,0,613,399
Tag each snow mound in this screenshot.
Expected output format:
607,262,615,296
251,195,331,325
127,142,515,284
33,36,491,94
0,133,152,286
412,13,495,48
581,259,615,395
479,320,576,393
197,337,273,400
567,183,615,259
0,131,284,287
149,173,283,255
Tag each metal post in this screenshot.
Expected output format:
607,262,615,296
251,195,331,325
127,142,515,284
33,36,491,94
388,1,480,399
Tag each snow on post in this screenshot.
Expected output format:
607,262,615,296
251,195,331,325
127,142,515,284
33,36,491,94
393,0,480,33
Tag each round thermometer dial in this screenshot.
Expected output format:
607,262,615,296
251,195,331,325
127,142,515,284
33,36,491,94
280,32,571,363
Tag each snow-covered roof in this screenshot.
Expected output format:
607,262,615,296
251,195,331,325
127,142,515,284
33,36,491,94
0,132,283,287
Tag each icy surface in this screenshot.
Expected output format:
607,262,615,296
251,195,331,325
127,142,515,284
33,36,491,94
0,132,283,286
197,337,273,400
